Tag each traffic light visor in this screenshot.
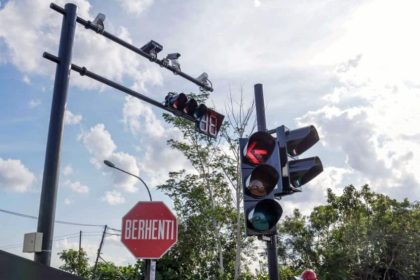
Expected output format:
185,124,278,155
286,126,319,156
248,199,283,232
244,132,276,165
289,157,323,187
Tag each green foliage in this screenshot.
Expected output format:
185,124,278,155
278,185,420,279
58,249,144,280
58,249,90,279
156,92,249,279
94,261,143,280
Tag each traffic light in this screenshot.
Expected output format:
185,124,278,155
164,92,224,138
275,125,323,196
240,131,283,236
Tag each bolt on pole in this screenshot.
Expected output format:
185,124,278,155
254,83,280,280
34,3,77,266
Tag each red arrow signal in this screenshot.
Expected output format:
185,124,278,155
246,141,269,164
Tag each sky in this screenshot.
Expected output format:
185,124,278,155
1,0,420,269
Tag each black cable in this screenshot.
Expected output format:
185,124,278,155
0,208,120,229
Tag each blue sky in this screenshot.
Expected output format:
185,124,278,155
1,0,420,268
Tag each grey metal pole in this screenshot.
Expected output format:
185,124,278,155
145,260,156,280
254,83,279,280
78,230,82,275
93,225,107,277
34,3,77,265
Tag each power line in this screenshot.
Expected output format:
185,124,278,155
0,231,103,250
0,208,120,229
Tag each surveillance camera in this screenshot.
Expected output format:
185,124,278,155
161,58,170,67
166,53,181,60
196,72,208,83
170,60,181,73
92,13,106,33
140,40,163,60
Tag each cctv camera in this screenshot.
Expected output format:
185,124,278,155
92,13,105,33
140,40,163,60
196,72,208,83
166,53,181,60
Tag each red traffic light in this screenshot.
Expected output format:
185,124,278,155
165,93,188,110
244,132,276,165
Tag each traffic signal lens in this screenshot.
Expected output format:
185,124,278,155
247,199,283,232
249,211,269,231
183,99,198,116
244,132,275,165
194,104,208,119
245,164,279,198
166,93,188,110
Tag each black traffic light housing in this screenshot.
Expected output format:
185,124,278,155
164,92,224,138
275,125,323,196
240,132,283,236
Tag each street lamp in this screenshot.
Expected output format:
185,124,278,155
103,160,153,202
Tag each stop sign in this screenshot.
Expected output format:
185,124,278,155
121,201,178,259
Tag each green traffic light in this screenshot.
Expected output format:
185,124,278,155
247,199,283,233
250,211,270,231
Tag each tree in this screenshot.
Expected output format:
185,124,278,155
277,185,420,279
58,249,144,280
156,91,255,279
58,249,90,279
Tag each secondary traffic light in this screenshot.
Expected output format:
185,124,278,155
275,125,323,196
164,92,224,138
240,131,283,236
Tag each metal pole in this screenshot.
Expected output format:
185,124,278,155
48,2,213,92
254,83,279,280
78,230,82,275
93,225,107,277
34,3,77,266
104,162,153,202
145,260,156,280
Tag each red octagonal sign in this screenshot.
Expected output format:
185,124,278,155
121,201,178,259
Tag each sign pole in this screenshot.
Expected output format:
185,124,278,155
254,83,280,280
145,260,156,280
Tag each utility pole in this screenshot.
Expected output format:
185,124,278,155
34,3,77,266
93,225,107,277
78,230,82,275
254,83,280,280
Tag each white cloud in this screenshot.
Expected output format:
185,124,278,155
79,123,117,166
62,165,74,176
65,180,90,194
79,123,139,192
64,109,82,125
116,0,154,16
298,46,420,200
28,99,41,108
122,96,165,139
0,158,36,192
22,75,31,84
64,198,73,205
102,190,125,205
0,0,162,91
